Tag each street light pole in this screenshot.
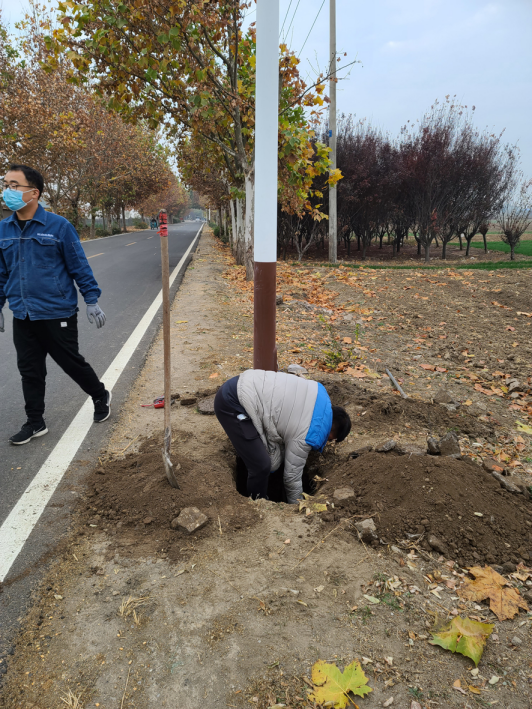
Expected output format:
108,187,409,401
328,0,337,264
253,0,279,371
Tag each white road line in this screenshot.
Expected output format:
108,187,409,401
126,242,137,246
0,226,203,582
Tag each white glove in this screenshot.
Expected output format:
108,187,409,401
86,303,106,329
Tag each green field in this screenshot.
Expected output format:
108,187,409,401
470,240,532,256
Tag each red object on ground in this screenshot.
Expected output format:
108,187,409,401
158,210,168,238
141,397,165,409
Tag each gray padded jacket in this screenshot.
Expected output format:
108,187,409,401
237,369,332,503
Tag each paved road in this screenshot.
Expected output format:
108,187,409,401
0,221,201,657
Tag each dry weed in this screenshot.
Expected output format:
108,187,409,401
118,595,150,618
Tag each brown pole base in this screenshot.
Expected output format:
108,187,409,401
254,261,277,371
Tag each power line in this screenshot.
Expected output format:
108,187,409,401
298,0,326,56
280,0,294,38
284,0,301,40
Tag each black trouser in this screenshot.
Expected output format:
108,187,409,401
214,384,272,499
13,314,106,425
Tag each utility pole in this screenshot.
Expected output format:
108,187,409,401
253,0,279,371
328,0,337,263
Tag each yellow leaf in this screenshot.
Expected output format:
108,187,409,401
430,616,494,666
309,660,372,708
464,400,473,406
516,421,532,435
458,566,529,621
468,686,482,695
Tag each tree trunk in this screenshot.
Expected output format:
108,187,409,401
392,239,397,257
459,233,463,250
379,233,384,249
102,211,106,232
483,233,488,253
442,240,447,259
357,234,361,251
91,212,96,239
230,200,238,259
362,242,367,260
122,204,127,233
424,242,430,262
465,237,472,256
244,172,255,281
510,244,515,261
417,240,421,256
235,198,245,265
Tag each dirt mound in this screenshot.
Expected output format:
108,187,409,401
79,436,258,561
318,450,532,567
317,376,494,438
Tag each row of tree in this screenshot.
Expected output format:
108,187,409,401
0,12,189,235
279,100,532,262
49,0,342,274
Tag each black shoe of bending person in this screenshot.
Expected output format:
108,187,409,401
9,421,48,445
93,390,112,423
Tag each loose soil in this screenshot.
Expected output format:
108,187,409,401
81,436,259,562
316,449,532,567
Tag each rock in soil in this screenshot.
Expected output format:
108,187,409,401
375,439,396,453
355,518,378,544
180,397,197,406
333,487,355,501
427,437,440,455
197,395,216,415
287,364,308,375
433,388,459,406
483,458,506,474
438,431,461,457
174,507,209,533
428,534,449,556
489,471,522,494
314,450,532,566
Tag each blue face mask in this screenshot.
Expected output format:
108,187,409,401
2,188,34,212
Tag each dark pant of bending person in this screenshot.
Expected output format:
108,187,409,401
214,379,271,499
13,314,106,425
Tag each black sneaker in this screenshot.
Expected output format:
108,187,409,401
93,390,112,423
9,421,48,445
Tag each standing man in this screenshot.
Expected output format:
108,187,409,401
0,165,111,445
214,369,351,503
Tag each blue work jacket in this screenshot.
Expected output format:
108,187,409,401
0,204,101,320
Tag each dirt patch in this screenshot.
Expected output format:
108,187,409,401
80,436,258,562
317,449,532,567
317,375,494,438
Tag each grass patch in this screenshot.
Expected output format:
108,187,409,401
303,260,532,272
470,240,532,256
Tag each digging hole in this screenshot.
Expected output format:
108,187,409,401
234,457,316,503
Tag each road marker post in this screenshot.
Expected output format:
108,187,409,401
253,0,280,372
159,210,180,488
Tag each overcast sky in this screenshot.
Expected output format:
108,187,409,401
3,0,531,175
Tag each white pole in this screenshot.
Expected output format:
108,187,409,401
328,0,337,264
253,0,279,371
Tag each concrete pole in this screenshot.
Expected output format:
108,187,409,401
328,0,337,263
253,0,279,371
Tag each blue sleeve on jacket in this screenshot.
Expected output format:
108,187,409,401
60,221,102,304
305,383,333,452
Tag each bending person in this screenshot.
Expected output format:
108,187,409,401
214,369,351,503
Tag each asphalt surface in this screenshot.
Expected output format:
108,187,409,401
0,221,201,658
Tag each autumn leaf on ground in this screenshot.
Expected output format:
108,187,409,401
516,420,532,435
298,492,328,515
430,616,494,666
458,566,529,621
309,660,372,708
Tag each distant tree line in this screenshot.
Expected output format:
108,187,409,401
276,99,532,262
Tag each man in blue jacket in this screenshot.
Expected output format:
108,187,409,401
0,165,111,445
214,369,351,503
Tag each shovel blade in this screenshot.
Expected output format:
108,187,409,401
162,449,180,489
